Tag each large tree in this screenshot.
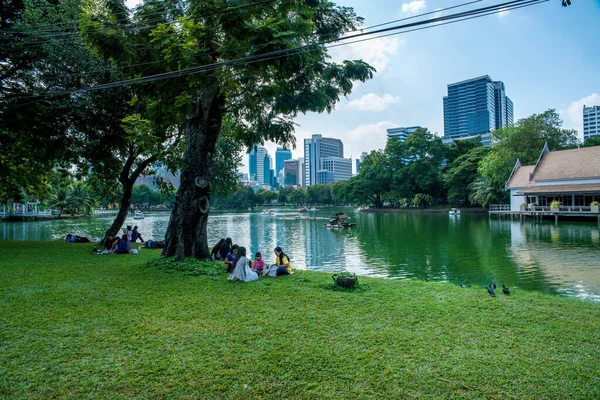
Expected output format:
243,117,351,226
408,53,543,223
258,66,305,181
343,150,391,208
478,109,579,187
82,0,374,260
443,146,490,204
387,128,445,202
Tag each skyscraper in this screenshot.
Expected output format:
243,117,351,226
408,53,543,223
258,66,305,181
386,126,422,142
583,105,600,142
443,75,513,146
320,157,352,183
283,159,300,186
303,134,343,186
249,147,270,185
275,147,292,176
355,151,368,174
249,149,257,181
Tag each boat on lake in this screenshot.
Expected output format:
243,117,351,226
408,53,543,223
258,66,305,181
299,207,308,213
448,208,461,215
261,210,273,215
309,207,317,211
134,212,145,219
325,213,356,228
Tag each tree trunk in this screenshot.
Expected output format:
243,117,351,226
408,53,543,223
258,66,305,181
162,88,224,261
104,179,134,241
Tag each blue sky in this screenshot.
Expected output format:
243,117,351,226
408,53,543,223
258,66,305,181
129,0,600,174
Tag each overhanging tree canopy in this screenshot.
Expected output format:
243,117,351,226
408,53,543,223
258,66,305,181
82,0,375,260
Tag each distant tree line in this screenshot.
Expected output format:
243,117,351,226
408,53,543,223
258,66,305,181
213,109,583,209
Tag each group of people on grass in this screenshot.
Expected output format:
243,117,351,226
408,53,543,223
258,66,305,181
211,238,292,282
84,225,145,255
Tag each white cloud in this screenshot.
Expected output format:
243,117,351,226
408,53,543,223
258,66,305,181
346,93,401,112
328,37,402,73
497,8,511,18
401,0,426,16
345,121,398,160
560,93,600,138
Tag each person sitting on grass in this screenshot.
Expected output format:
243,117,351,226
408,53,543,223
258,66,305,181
263,246,292,277
104,234,118,251
211,238,225,260
112,234,131,254
250,251,265,274
225,244,239,273
131,226,144,243
228,247,258,282
219,237,233,261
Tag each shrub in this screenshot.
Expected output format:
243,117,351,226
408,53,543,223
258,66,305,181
550,200,562,208
590,201,600,206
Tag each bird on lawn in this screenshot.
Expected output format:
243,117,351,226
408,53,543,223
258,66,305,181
487,284,496,297
502,285,510,295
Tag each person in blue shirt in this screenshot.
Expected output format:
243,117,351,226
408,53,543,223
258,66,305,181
225,244,239,272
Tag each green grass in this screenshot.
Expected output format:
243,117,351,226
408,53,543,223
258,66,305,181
1,241,599,399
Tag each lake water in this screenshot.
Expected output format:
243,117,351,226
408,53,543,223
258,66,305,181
2,208,600,301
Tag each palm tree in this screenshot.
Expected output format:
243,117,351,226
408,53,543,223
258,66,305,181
468,177,506,208
49,187,69,218
67,182,97,215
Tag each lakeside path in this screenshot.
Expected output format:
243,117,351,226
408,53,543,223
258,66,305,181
1,241,599,399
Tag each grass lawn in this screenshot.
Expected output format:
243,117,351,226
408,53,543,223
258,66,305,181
1,241,599,399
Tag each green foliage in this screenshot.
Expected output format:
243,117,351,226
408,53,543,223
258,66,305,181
288,187,307,204
382,128,446,204
132,184,162,206
344,150,390,208
307,184,333,205
413,193,433,208
581,136,600,148
550,200,562,208
256,188,278,205
443,146,490,204
590,201,600,206
480,109,579,187
444,136,482,165
468,176,506,207
277,185,295,203
147,257,222,277
65,181,97,215
211,184,258,209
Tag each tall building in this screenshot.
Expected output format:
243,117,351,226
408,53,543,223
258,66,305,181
250,147,270,185
249,149,257,181
443,75,513,146
584,105,600,141
275,147,292,176
386,126,422,142
283,159,300,186
298,157,305,187
320,157,352,183
355,151,368,174
303,134,344,186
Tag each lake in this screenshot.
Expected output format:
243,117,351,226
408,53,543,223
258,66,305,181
2,208,599,301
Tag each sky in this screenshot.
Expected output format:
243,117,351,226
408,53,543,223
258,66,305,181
128,0,600,174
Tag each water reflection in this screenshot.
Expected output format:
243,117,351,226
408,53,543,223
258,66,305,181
1,210,599,301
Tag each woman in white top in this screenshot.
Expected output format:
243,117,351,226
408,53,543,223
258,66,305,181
228,247,258,282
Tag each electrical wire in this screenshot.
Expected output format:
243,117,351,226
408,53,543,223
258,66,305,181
36,0,485,82
2,0,547,108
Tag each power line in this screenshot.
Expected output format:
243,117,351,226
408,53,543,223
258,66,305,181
35,0,485,82
2,0,547,108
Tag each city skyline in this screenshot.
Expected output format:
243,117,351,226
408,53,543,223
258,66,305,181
231,0,599,174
